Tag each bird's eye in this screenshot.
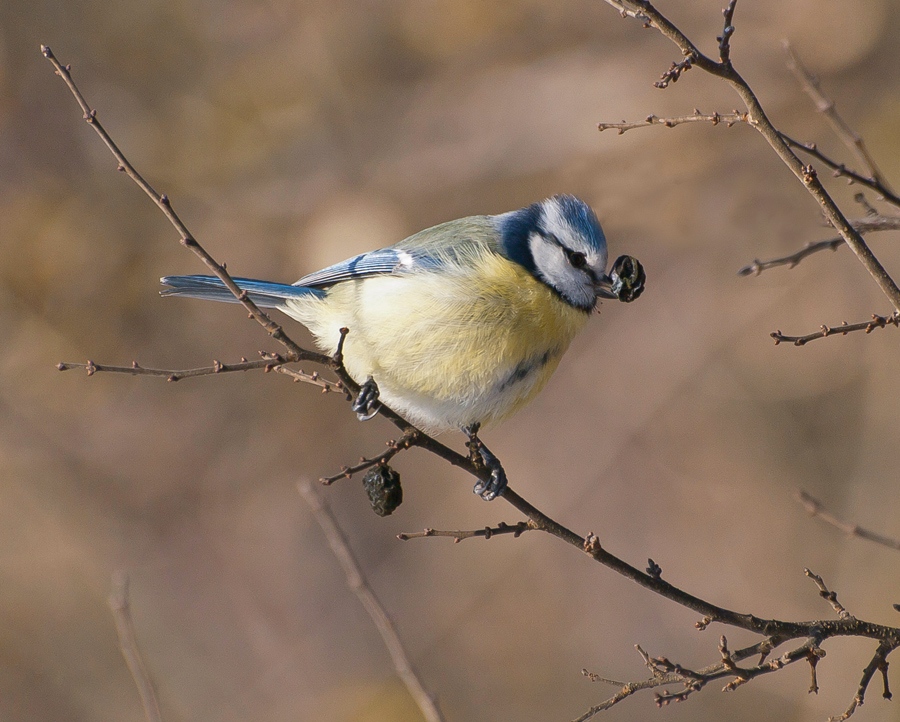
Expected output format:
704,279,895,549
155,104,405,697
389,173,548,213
567,250,587,269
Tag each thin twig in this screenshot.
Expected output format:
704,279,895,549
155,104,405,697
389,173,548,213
57,354,343,391
737,215,900,275
319,431,419,484
784,43,895,197
717,0,737,64
397,521,533,542
655,55,695,89
771,312,900,346
58,354,285,382
272,365,343,393
804,569,853,620
594,104,900,210
298,481,446,722
738,238,844,275
598,110,748,133
796,490,900,551
108,572,163,722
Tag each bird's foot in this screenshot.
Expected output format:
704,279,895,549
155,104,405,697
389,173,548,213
352,377,381,421
463,423,507,501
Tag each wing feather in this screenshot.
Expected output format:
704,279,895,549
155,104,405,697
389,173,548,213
293,215,498,289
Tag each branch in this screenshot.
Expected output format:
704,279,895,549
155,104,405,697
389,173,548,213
578,570,890,720
57,355,343,391
771,312,900,346
108,572,163,722
298,481,446,722
397,521,533,542
599,1,900,312
796,490,900,551
598,110,748,133
577,635,822,720
738,237,843,276
737,214,900,276
784,43,896,198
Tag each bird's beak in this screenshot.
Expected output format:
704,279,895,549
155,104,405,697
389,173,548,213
594,274,618,300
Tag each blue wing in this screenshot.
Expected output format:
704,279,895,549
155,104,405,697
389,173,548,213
293,247,444,289
293,215,499,289
162,216,499,304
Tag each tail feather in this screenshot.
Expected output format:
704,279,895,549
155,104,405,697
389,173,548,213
160,275,323,308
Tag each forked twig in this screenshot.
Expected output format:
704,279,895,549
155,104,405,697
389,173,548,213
784,42,895,197
576,635,820,721
829,641,896,721
320,431,419,484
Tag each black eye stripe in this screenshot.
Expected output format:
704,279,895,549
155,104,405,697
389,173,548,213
540,231,594,276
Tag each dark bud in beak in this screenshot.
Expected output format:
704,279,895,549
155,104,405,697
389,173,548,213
597,255,646,303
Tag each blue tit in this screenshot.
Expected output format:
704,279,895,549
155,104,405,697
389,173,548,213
161,194,645,500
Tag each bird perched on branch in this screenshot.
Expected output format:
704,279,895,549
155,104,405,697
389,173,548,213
161,195,645,500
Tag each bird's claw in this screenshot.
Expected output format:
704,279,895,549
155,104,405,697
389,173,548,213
463,423,507,501
352,377,381,421
472,446,507,501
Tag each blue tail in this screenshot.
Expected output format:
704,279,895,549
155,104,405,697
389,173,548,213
160,275,323,308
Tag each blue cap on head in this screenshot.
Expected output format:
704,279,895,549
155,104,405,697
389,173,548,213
550,194,607,253
496,195,607,272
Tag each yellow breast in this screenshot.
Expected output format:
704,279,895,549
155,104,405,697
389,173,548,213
284,247,590,433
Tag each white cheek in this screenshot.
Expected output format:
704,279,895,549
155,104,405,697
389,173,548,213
528,234,567,287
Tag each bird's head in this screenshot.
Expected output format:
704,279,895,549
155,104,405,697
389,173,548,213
497,195,645,311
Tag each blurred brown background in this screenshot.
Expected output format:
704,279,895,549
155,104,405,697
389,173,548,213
3,1,900,720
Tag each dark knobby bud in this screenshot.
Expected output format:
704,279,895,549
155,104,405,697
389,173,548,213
610,254,646,303
362,464,403,516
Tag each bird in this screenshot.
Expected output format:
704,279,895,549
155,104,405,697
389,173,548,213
161,194,645,500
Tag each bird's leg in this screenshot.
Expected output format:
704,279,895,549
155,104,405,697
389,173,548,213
352,376,382,421
462,423,507,501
